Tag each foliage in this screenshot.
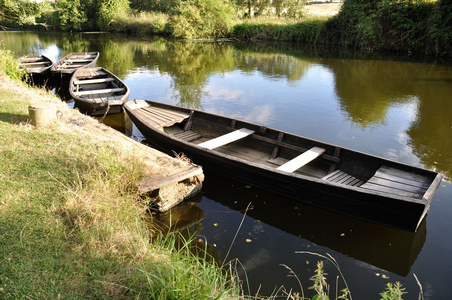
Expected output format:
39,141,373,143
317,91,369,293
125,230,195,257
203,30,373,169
0,0,41,26
322,0,452,56
0,47,27,81
53,0,88,31
379,282,407,300
169,0,236,39
97,0,131,30
235,0,305,18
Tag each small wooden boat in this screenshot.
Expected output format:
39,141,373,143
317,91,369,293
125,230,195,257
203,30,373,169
69,67,130,116
124,100,444,231
51,52,99,75
51,52,99,100
19,54,53,87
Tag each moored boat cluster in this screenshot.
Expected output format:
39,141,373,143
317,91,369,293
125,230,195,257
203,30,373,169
19,52,129,116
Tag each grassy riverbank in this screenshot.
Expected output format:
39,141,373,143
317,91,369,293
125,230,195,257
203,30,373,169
0,51,240,299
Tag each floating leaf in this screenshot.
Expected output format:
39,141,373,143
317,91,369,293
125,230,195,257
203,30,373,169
340,233,345,237
213,222,218,227
382,274,389,279
245,239,252,243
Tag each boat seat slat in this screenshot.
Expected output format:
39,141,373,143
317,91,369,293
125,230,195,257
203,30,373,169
361,182,422,199
73,88,125,96
277,147,326,173
74,78,115,85
198,128,255,150
143,106,190,121
322,170,364,187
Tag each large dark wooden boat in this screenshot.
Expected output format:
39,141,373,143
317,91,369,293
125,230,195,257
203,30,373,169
69,67,130,116
51,52,99,100
19,54,53,87
124,100,444,231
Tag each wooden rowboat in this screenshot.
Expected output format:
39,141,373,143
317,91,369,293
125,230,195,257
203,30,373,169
51,52,100,100
124,100,444,231
69,67,130,116
19,54,53,87
51,52,99,75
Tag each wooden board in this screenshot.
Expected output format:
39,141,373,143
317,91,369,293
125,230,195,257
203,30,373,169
360,166,430,199
74,78,115,85
198,128,255,150
73,87,125,96
322,169,364,186
277,147,326,173
135,105,190,128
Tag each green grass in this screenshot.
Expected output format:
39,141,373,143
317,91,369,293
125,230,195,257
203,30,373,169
0,49,240,299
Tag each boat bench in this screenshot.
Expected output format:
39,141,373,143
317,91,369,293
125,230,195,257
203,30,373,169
198,128,255,150
276,147,326,173
74,78,115,85
73,87,125,96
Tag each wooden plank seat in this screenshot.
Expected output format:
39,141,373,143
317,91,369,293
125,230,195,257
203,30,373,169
74,78,115,85
276,147,326,173
198,128,255,150
322,169,364,186
73,87,125,96
360,166,430,199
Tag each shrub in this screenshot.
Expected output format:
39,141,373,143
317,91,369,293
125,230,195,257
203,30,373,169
169,0,236,39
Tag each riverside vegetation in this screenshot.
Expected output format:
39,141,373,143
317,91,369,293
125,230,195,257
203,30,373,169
1,0,451,58
0,48,424,299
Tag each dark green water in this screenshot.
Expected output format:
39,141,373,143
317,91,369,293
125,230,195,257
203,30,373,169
2,31,451,299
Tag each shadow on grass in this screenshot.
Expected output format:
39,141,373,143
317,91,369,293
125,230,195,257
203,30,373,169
0,112,29,124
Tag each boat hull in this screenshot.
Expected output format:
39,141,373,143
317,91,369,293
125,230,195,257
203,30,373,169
124,100,443,231
69,67,129,116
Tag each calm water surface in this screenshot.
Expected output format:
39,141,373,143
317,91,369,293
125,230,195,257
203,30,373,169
2,31,451,299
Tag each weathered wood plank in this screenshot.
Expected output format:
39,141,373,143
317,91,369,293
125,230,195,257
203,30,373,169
360,182,422,199
377,166,429,183
73,87,125,96
277,147,326,173
74,78,115,85
366,177,427,194
198,128,255,150
144,106,190,121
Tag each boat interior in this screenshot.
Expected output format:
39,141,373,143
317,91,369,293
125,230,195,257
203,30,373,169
71,68,126,101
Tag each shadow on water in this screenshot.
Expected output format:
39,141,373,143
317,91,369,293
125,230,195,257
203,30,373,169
199,171,426,277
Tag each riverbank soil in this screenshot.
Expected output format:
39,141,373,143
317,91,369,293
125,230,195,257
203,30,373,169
305,2,343,17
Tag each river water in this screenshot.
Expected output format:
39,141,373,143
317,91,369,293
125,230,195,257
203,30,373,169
2,31,451,299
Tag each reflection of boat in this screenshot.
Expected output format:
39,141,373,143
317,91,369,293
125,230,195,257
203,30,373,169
69,67,130,116
202,171,426,276
124,99,444,232
51,52,99,100
19,54,53,87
